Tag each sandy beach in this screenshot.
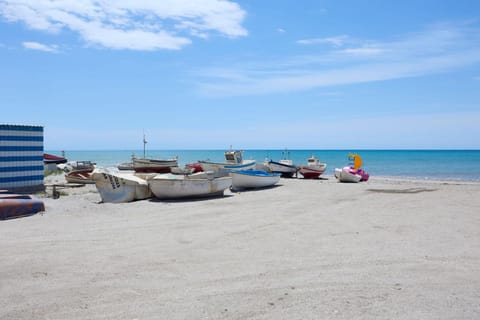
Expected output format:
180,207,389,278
1,175,479,319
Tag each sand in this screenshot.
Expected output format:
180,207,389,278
1,175,480,319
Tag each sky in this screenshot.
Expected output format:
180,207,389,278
1,0,480,150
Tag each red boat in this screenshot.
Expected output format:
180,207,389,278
0,192,45,220
44,153,67,164
298,156,327,179
186,162,203,173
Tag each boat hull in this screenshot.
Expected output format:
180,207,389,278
0,194,45,220
231,170,281,189
267,161,297,177
65,169,95,184
149,174,232,199
91,170,152,203
133,158,178,173
298,165,326,179
335,167,362,183
199,160,256,173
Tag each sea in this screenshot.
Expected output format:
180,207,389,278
45,149,480,182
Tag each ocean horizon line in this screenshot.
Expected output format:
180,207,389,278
46,148,480,152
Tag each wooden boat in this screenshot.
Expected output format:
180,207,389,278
265,149,298,177
148,172,232,199
131,133,178,173
266,159,297,177
230,170,281,190
44,153,67,171
91,169,152,203
65,169,95,184
198,149,256,174
132,157,178,173
298,156,327,179
335,153,369,183
117,162,134,170
58,160,95,172
0,193,45,220
44,153,67,164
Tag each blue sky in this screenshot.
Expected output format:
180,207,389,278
1,0,480,150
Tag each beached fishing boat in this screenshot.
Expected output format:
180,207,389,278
230,170,281,190
65,168,95,184
0,192,45,220
91,169,152,203
148,172,232,199
132,157,178,173
58,160,95,172
117,162,134,170
266,160,297,177
44,153,67,165
44,153,67,171
335,153,370,183
265,149,298,178
198,148,256,174
298,156,327,179
131,133,179,173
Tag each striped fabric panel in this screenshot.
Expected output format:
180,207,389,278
0,135,43,141
0,151,44,158
0,156,44,162
0,170,44,179
0,125,43,132
0,140,44,147
0,146,43,152
0,165,44,172
0,161,44,168
0,175,44,184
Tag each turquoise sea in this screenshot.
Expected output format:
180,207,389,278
46,149,480,181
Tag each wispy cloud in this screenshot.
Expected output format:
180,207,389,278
0,0,247,51
337,47,384,56
197,22,480,96
297,35,349,47
22,41,58,52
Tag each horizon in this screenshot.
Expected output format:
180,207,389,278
2,1,480,150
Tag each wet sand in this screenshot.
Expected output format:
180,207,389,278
1,175,479,319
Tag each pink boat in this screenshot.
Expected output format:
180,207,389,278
334,154,369,183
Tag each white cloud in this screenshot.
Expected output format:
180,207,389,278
22,41,58,52
197,22,480,96
0,0,247,50
297,35,349,47
337,47,384,56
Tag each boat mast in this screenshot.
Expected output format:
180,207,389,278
143,131,147,159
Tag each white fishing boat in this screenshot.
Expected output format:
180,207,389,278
132,157,178,173
91,168,153,203
298,156,327,179
266,160,298,177
148,172,232,199
265,149,298,177
230,170,281,190
199,148,256,174
132,133,178,173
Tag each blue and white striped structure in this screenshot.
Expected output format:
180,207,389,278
0,124,44,191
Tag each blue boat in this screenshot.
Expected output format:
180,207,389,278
230,170,281,190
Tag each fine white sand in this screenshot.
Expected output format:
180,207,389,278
1,175,480,319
